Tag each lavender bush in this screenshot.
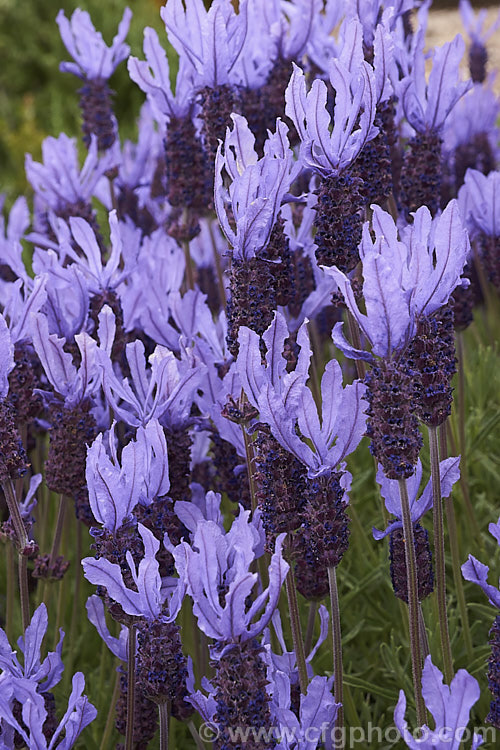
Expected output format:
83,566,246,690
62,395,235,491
0,1,500,748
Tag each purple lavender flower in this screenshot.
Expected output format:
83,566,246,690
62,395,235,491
98,338,204,428
238,311,366,477
327,200,470,362
459,169,500,289
461,518,500,609
25,134,114,232
459,0,500,82
215,115,299,262
57,8,132,150
57,8,131,82
394,655,483,748
83,522,184,621
0,604,97,749
373,456,460,540
396,31,471,215
285,59,377,178
170,511,288,643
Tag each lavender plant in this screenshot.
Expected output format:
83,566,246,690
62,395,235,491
0,1,499,749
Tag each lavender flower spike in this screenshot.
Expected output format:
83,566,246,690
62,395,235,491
0,604,97,749
86,420,169,534
170,513,289,644
285,59,378,176
83,523,184,622
394,655,483,748
373,456,460,539
215,114,299,261
397,32,471,134
57,8,131,80
327,200,470,361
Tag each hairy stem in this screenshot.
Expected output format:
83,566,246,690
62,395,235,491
159,701,170,750
49,494,66,568
285,566,308,694
18,553,30,631
429,426,454,684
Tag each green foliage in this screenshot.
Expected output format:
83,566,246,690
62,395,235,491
0,0,165,203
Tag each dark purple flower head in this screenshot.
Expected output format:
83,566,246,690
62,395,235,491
215,114,299,261
169,511,289,644
397,32,471,134
56,8,132,81
394,655,483,749
372,456,460,540
328,200,470,361
285,57,378,177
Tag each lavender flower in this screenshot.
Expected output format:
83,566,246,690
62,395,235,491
57,8,132,150
327,201,470,362
0,604,97,749
459,0,500,82
397,32,471,215
25,134,113,232
394,655,483,748
83,522,184,621
373,457,460,540
86,419,169,534
459,169,500,290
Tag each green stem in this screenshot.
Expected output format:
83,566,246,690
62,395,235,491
304,601,319,656
418,603,430,659
398,478,425,727
159,702,170,750
126,624,136,750
2,479,27,550
428,426,454,684
6,544,14,642
285,567,308,694
18,553,30,631
346,311,366,381
49,495,66,568
328,566,344,749
182,210,195,290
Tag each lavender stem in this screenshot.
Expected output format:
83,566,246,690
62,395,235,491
285,566,308,694
159,701,170,750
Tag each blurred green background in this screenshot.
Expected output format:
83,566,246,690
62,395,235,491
0,0,167,204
